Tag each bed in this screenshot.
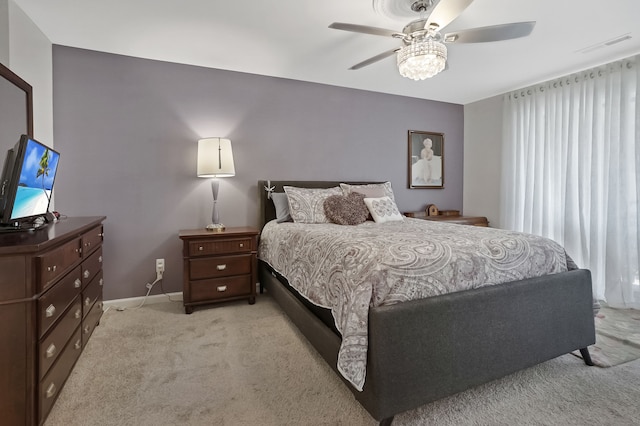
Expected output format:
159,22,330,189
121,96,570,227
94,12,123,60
257,180,595,425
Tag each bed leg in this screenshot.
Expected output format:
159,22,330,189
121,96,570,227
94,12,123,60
579,347,595,366
379,417,394,426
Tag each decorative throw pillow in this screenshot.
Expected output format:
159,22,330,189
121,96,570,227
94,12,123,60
283,186,342,223
363,196,404,223
271,192,292,223
340,182,395,200
323,192,369,225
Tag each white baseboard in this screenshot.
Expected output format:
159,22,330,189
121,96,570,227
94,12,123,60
103,292,183,310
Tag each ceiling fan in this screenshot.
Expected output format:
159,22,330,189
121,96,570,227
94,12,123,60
329,0,535,80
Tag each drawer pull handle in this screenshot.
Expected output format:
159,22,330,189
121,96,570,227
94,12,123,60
74,278,82,288
47,265,57,272
46,343,56,358
85,297,91,306
85,242,91,248
239,243,244,248
84,270,90,279
99,255,103,263
216,264,227,271
99,278,104,286
84,325,90,334
46,383,57,399
45,304,56,318
217,286,227,292
75,339,82,350
99,232,104,237
75,309,82,319
198,246,204,251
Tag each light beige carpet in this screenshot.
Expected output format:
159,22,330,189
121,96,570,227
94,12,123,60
45,296,640,426
572,306,640,367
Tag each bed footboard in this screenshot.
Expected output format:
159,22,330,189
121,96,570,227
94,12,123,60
359,269,595,420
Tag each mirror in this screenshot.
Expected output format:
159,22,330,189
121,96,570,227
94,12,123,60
0,62,33,148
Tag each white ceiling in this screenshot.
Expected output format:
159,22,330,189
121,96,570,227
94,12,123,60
12,0,640,105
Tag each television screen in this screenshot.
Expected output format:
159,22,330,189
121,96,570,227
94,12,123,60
0,135,60,227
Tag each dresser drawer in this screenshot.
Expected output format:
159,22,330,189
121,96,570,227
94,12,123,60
39,297,82,379
188,237,253,257
189,254,251,280
189,275,252,302
81,246,103,287
82,270,103,318
38,266,82,338
39,326,83,425
82,297,103,347
37,237,82,291
81,225,103,257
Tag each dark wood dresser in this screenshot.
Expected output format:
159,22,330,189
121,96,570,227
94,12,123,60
0,216,106,425
179,227,258,314
404,211,489,226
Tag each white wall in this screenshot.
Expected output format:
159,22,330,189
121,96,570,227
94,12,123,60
8,0,53,144
0,0,8,64
463,95,503,227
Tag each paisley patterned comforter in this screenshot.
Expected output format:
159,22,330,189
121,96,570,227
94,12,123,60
258,218,574,391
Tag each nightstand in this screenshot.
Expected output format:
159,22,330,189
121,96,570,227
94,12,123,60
404,211,489,226
178,227,259,314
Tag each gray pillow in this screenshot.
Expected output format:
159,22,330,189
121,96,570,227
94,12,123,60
271,192,292,223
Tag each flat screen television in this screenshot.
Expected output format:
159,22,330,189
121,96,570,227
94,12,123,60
0,134,60,229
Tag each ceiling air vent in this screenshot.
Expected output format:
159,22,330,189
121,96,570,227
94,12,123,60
578,33,632,54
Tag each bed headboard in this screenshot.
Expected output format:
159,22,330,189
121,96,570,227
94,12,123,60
258,180,382,230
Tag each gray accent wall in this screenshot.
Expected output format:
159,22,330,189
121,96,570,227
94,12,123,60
52,45,464,300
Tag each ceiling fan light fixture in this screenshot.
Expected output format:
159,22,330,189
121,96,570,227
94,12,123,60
397,39,447,80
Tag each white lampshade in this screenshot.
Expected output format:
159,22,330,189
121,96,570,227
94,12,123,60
197,138,235,178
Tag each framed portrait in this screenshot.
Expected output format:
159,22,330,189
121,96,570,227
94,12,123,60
408,130,444,189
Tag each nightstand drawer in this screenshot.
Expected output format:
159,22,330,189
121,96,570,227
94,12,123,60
189,254,252,279
189,275,252,302
188,237,253,256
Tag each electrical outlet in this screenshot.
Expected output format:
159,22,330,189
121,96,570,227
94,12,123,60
156,258,165,273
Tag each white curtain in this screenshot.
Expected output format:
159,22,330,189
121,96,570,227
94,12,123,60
501,55,640,309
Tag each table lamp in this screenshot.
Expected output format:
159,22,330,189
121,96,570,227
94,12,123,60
197,137,235,231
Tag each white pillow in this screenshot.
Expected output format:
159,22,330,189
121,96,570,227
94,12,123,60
340,182,395,200
283,186,342,223
363,196,404,223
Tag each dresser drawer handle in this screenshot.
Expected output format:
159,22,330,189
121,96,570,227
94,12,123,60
198,246,204,251
99,232,104,237
74,278,82,288
47,265,57,272
99,278,104,286
75,339,82,350
98,255,103,263
46,343,56,358
84,325,90,334
85,297,91,306
45,304,56,318
46,383,57,399
85,242,91,248
239,243,244,248
216,264,227,271
75,309,82,319
217,286,227,292
84,269,90,279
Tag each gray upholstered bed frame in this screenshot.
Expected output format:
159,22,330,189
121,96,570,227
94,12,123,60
257,180,596,425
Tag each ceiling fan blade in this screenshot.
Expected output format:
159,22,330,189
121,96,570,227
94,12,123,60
443,21,536,43
349,48,398,70
329,22,399,38
426,0,475,30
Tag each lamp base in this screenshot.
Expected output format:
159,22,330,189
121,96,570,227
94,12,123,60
206,223,226,232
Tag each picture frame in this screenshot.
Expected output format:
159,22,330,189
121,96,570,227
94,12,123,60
408,130,444,189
